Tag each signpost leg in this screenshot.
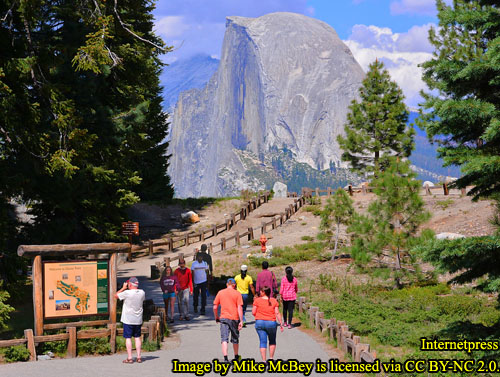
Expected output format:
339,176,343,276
33,255,44,336
109,253,117,324
127,235,132,261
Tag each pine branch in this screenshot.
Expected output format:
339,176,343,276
113,0,167,52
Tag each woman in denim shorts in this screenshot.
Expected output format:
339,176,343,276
252,286,284,362
160,266,180,323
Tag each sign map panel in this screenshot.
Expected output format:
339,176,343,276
43,261,109,318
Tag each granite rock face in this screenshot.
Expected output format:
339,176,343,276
168,12,364,197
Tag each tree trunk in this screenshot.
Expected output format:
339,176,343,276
331,221,340,261
395,248,402,289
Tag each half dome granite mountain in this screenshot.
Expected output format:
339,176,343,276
168,12,365,197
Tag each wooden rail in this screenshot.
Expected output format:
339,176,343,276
0,313,164,361
295,184,469,198
296,297,377,363
130,192,271,258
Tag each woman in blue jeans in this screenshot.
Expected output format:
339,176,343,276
252,286,284,362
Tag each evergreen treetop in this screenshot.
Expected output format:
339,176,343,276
338,60,414,176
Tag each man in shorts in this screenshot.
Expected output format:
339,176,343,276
116,277,146,363
213,278,243,362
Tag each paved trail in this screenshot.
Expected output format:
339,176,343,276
0,292,348,377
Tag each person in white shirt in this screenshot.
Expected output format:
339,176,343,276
191,253,209,314
115,277,145,364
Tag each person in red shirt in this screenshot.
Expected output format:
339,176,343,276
174,259,193,320
252,286,284,362
213,278,243,362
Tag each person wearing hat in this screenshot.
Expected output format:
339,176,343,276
115,277,146,364
234,265,255,327
213,278,244,362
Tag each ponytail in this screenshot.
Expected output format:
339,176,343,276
261,286,271,305
285,266,293,283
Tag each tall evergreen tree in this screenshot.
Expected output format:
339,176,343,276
416,0,500,301
418,0,500,199
338,60,414,176
0,0,173,246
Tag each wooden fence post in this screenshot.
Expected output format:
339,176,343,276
231,213,236,226
315,187,320,197
212,225,217,237
315,311,324,333
309,307,318,328
327,187,332,196
148,240,153,256
248,227,254,241
226,219,231,231
348,185,353,196
240,208,245,221
184,234,189,247
280,213,285,225
168,237,173,251
24,329,36,361
108,323,117,353
209,243,213,254
221,238,226,251
298,297,306,315
261,222,266,235
235,232,240,246
425,184,431,195
67,326,77,358
272,217,277,230
201,231,205,241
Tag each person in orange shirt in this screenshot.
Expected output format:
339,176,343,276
213,278,244,362
252,286,284,362
259,234,267,253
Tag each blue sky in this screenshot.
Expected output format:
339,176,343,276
153,0,450,107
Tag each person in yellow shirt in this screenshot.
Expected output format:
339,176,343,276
234,265,255,327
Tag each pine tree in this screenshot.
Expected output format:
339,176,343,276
416,0,500,301
418,0,500,199
338,60,414,176
348,159,431,288
0,0,173,247
320,188,355,261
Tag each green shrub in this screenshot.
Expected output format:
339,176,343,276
248,242,326,267
435,199,454,210
251,239,260,246
303,205,321,216
142,339,160,352
38,340,67,356
4,345,30,362
77,337,111,355
301,236,313,241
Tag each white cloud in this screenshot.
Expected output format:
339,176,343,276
154,16,190,38
346,24,435,107
390,0,452,16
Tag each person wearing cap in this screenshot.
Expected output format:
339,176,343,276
196,243,213,277
115,277,146,364
213,278,244,362
175,259,193,320
234,265,255,327
191,252,209,315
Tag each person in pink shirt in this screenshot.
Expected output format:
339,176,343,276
279,266,298,329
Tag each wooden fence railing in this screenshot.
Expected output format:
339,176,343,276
130,192,271,258
152,195,308,272
0,313,164,361
297,297,377,363
291,184,468,198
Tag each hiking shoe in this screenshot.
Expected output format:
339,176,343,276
194,307,198,313
184,316,190,321
200,309,205,315
288,324,292,329
242,322,246,328
169,318,174,324
232,355,242,363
